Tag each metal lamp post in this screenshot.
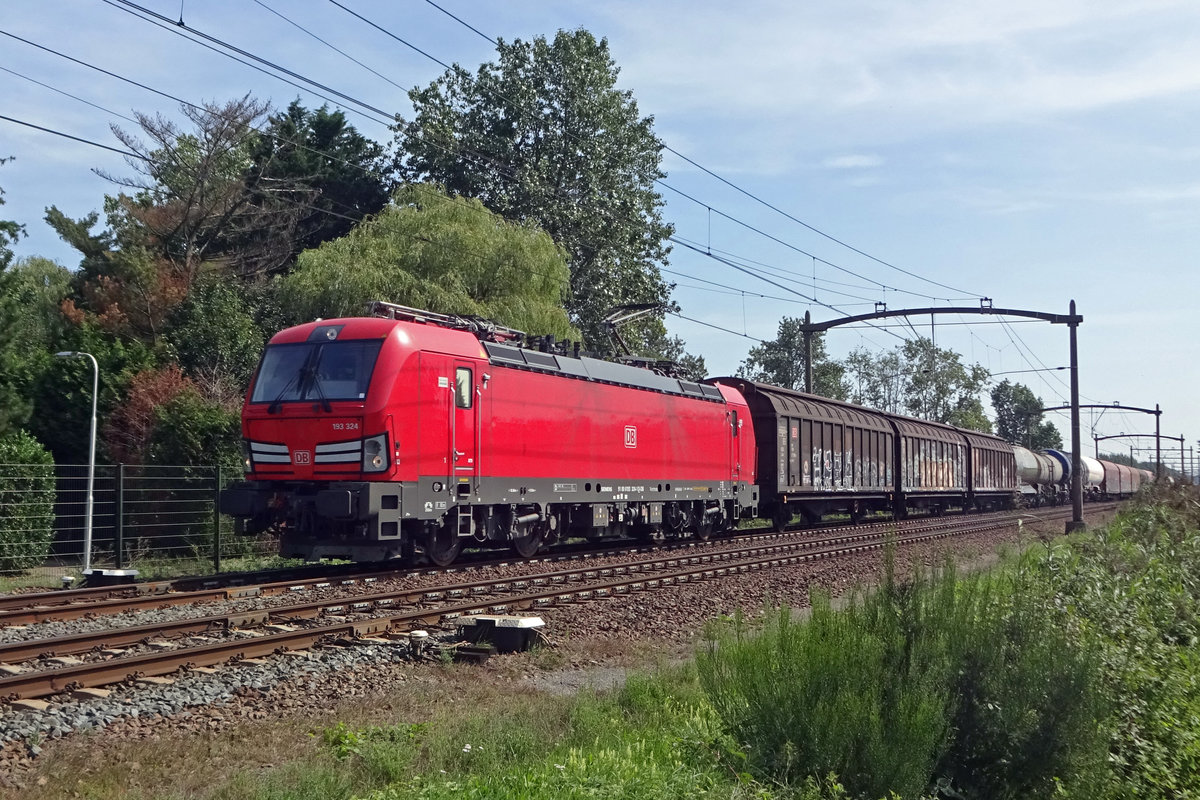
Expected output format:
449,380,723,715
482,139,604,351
56,351,98,574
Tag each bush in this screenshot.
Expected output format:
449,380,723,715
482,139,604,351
1044,484,1200,798
696,555,1107,799
0,429,56,572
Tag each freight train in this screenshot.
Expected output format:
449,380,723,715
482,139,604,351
219,302,1146,565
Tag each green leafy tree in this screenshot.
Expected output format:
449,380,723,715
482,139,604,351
0,156,25,270
736,317,847,398
0,257,72,435
946,396,993,434
844,337,991,429
991,380,1062,448
149,389,241,473
845,346,905,413
280,183,578,340
30,326,156,465
392,29,675,352
0,158,32,434
657,333,706,382
164,278,265,408
0,429,55,572
901,338,990,425
241,100,390,273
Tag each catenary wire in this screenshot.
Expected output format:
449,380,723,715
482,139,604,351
22,6,1022,377
308,0,978,306
8,24,1101,411
95,0,934,339
412,0,982,299
0,65,139,125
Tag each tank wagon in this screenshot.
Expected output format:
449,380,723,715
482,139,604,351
1036,449,1155,502
221,304,1141,566
1013,446,1064,506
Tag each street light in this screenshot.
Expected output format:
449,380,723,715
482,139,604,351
56,351,98,574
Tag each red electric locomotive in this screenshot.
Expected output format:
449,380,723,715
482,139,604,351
220,302,759,565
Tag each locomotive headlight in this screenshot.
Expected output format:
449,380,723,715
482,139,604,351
362,433,389,473
241,439,252,473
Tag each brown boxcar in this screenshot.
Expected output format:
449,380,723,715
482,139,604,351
711,378,1017,527
891,416,968,514
962,430,1018,509
709,379,894,530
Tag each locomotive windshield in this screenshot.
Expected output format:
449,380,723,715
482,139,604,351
250,340,384,404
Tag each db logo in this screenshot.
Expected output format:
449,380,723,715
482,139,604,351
292,450,311,465
624,426,637,449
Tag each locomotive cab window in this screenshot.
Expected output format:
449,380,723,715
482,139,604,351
455,367,473,409
250,339,383,404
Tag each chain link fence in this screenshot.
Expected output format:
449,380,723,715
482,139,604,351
0,463,278,589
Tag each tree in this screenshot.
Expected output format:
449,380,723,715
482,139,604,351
149,389,241,473
241,100,390,272
46,201,186,343
392,29,675,352
0,156,24,271
844,337,991,429
946,396,993,434
898,338,990,427
0,157,33,434
102,365,193,465
845,346,905,413
0,257,72,435
736,318,847,398
280,183,578,340
29,324,156,465
990,380,1062,448
164,278,265,409
100,96,275,284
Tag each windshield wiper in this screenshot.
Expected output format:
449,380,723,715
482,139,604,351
307,367,333,413
267,368,303,415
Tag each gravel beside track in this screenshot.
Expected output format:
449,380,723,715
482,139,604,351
0,506,1115,788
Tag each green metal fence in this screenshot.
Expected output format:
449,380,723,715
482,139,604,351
0,463,277,588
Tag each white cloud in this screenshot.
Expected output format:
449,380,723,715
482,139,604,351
603,0,1200,135
823,154,883,169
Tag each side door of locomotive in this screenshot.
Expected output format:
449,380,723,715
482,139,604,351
729,407,742,483
451,361,479,495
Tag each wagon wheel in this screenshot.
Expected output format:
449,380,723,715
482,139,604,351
425,522,463,567
771,505,791,533
510,522,544,559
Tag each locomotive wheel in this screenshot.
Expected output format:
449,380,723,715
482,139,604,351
510,525,543,558
425,524,463,567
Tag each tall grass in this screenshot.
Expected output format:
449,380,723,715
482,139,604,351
697,552,1107,799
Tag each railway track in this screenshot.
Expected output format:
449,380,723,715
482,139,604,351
0,506,1066,625
0,505,1100,703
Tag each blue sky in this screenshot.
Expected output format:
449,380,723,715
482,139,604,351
2,0,1198,472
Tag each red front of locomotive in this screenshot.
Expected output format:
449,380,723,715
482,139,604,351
220,315,478,559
